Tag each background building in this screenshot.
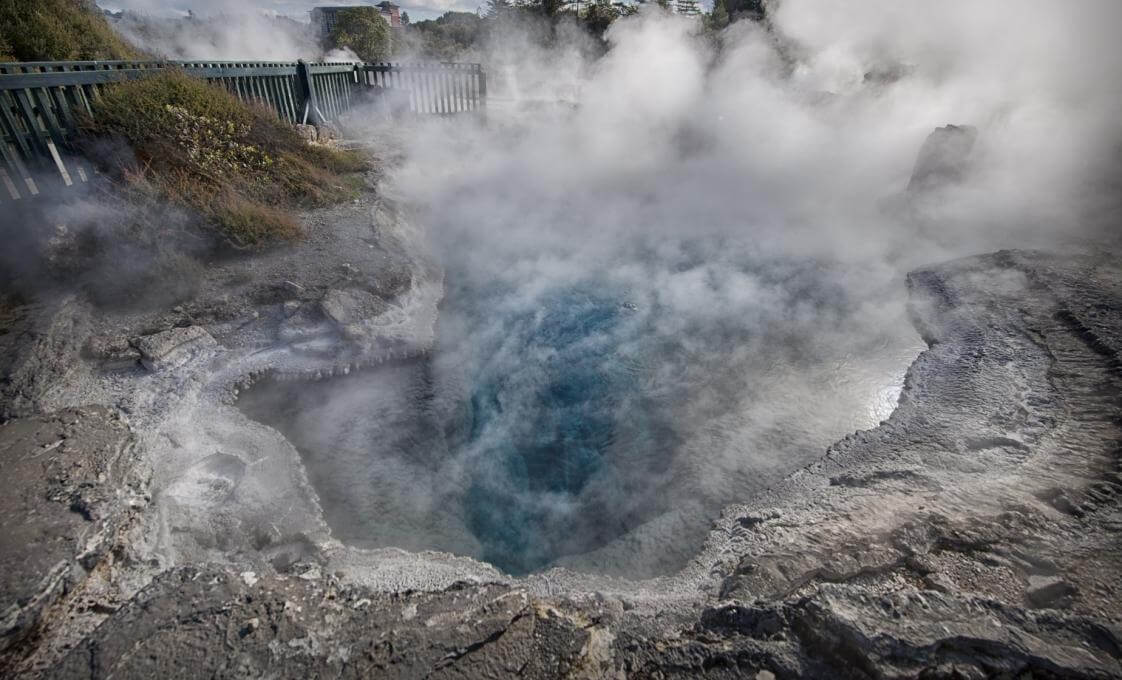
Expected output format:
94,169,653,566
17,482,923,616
312,3,402,35
673,0,701,16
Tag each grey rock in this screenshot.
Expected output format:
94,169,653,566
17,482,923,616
316,124,340,142
294,123,317,143
42,224,81,269
1026,575,1077,609
787,585,1115,678
923,572,956,594
277,304,327,342
83,334,141,368
0,407,142,660
907,124,978,192
320,288,389,328
0,297,90,420
132,326,216,371
48,568,596,680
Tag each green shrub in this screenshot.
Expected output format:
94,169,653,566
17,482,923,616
89,70,254,142
83,71,368,247
327,7,392,61
396,12,484,60
0,0,141,61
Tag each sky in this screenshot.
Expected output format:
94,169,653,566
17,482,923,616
98,0,476,22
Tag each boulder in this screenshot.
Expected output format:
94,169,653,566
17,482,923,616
132,326,217,372
1026,575,1077,608
316,124,340,142
907,124,978,192
84,334,141,369
278,303,327,343
320,288,389,329
294,124,317,143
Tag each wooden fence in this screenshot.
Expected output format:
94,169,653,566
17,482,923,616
0,60,486,201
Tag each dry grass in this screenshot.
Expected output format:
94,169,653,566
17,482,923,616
213,195,304,247
82,71,368,248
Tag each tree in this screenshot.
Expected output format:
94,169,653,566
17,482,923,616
581,0,619,37
725,0,764,21
397,11,485,60
706,0,729,30
484,0,514,18
326,6,391,61
514,0,566,20
614,1,639,17
400,11,410,25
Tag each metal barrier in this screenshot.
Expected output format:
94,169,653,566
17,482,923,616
0,59,486,201
358,63,486,115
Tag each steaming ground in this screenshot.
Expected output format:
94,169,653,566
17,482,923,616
4,1,1122,674
239,0,1121,576
239,248,921,576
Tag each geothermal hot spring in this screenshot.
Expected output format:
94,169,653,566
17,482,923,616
233,2,1104,577
240,240,922,578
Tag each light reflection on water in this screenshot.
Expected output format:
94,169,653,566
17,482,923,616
239,256,923,577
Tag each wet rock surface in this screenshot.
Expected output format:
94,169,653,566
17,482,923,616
2,177,1120,680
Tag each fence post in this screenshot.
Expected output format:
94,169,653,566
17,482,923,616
478,65,487,111
295,59,322,125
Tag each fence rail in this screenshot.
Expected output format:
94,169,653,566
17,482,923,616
0,59,485,201
359,63,486,115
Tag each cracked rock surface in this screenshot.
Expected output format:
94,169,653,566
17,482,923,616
0,407,147,668
2,180,1120,680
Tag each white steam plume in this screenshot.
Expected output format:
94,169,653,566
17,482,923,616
246,0,1122,576
109,11,323,61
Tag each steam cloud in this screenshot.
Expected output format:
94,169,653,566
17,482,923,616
108,10,323,61
244,0,1121,575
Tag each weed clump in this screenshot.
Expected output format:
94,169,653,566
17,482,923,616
83,70,368,248
0,0,142,62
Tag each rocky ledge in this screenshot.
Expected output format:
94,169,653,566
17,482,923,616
1,246,1120,679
